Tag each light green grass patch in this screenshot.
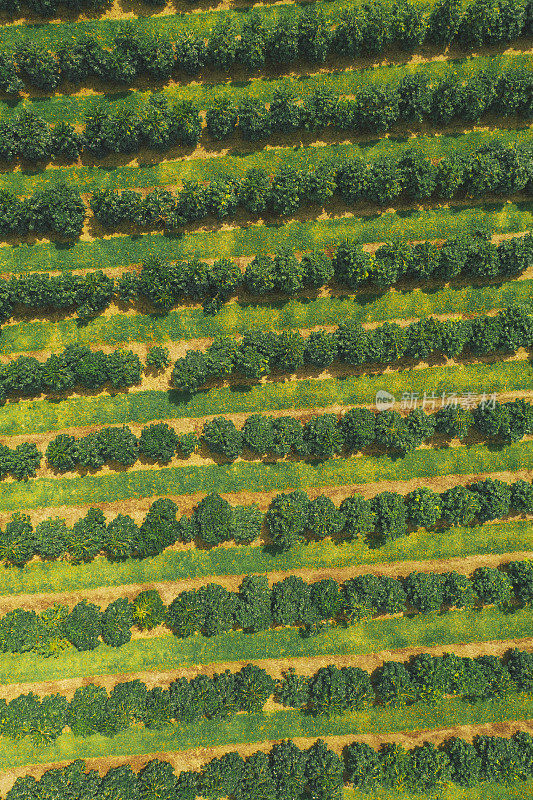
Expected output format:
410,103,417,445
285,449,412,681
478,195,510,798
1,439,533,512
344,781,533,799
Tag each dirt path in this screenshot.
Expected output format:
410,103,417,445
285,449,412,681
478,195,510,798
0,548,530,615
0,635,530,702
1,717,533,795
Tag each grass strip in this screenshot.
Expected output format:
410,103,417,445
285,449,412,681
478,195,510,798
346,782,533,799
1,438,533,512
0,603,529,684
2,277,532,356
0,359,530,438
4,126,532,197
0,51,525,127
2,200,531,274
2,518,531,597
2,693,533,771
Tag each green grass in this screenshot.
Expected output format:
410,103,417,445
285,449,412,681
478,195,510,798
345,782,533,800
2,518,531,597
3,277,532,356
5,126,532,196
2,439,533,512
1,200,531,273
0,358,530,438
2,693,533,771
1,51,526,127
0,604,530,685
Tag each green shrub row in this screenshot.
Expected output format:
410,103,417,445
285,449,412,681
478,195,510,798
0,229,528,322
2,0,532,91
4,472,533,567
0,182,84,239
170,306,533,393
1,648,531,744
5,731,533,799
128,229,533,314
3,61,533,162
90,141,533,230
2,139,531,241
1,345,142,403
42,397,533,470
1,559,531,655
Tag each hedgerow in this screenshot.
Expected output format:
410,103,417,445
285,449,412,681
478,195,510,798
1,0,531,88
0,182,84,238
0,559,531,651
1,61,532,163
0,648,530,743
171,305,533,393
0,345,142,403
41,396,533,473
0,230,529,321
88,140,533,232
5,728,533,799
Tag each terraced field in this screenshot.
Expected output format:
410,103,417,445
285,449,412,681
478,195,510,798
0,0,532,797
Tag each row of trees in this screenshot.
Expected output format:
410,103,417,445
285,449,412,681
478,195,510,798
5,473,531,567
90,141,533,230
265,476,533,551
7,729,533,800
0,495,263,567
41,399,533,478
1,229,525,323
171,305,533,392
2,648,531,744
0,268,114,323
0,345,141,402
4,60,533,165
0,98,199,163
2,560,531,652
206,66,533,140
0,183,84,239
2,140,529,240
0,0,108,18
43,399,533,473
4,0,532,91
45,422,196,473
131,230,532,314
